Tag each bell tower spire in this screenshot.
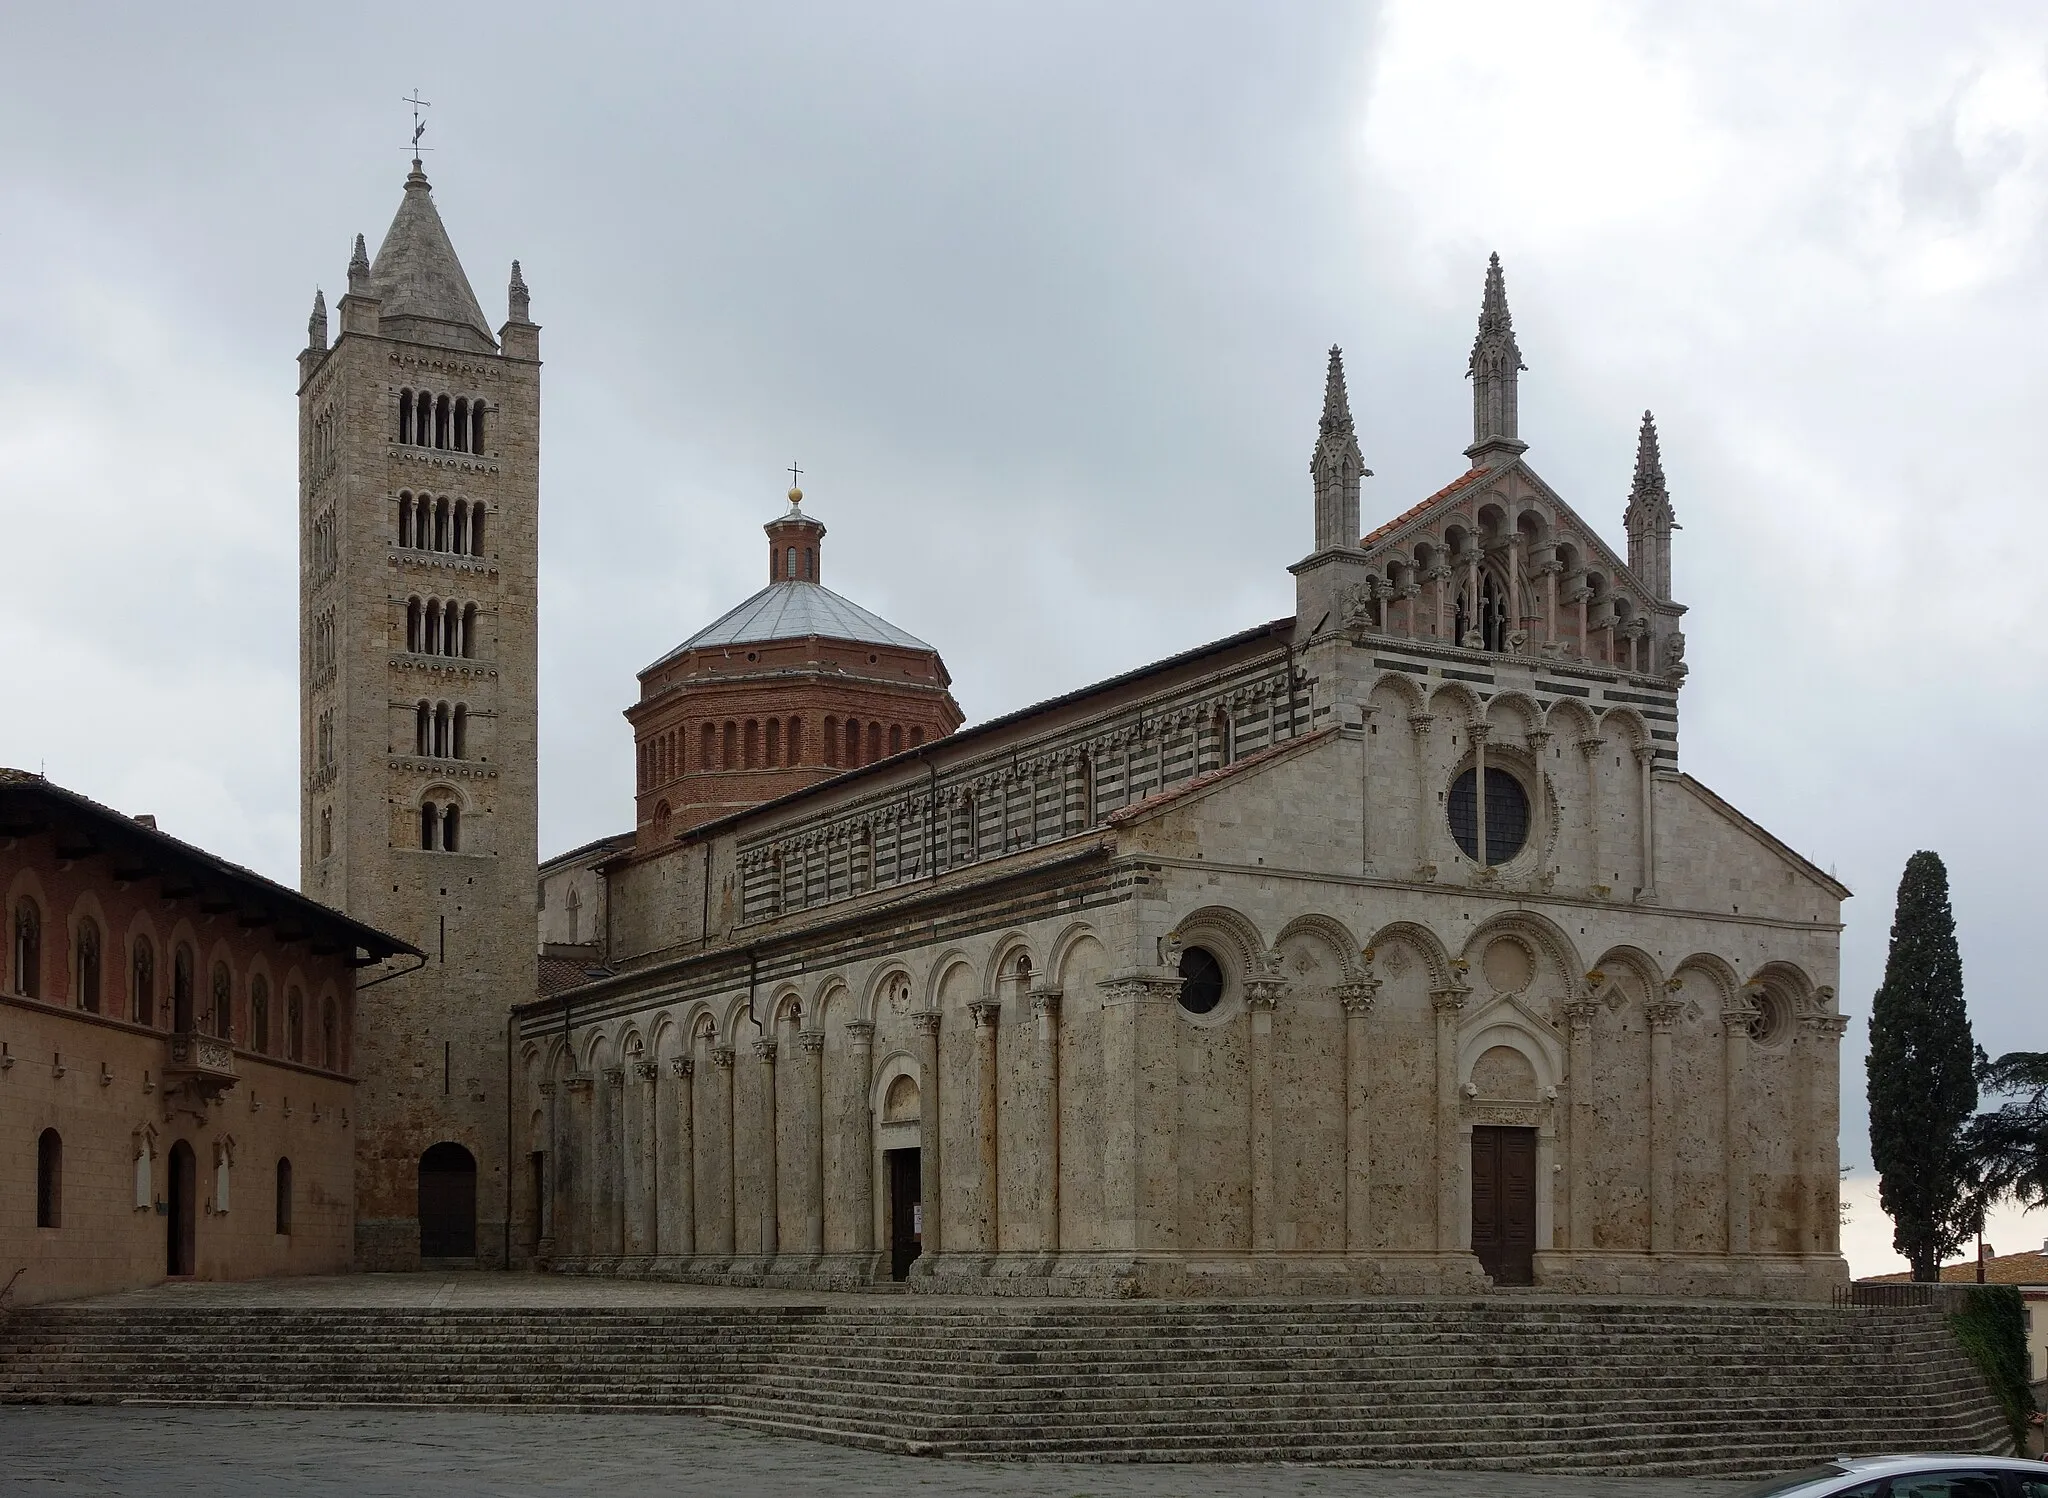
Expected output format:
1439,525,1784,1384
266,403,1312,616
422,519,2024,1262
1624,410,1679,600
1310,345,1371,554
1465,252,1528,467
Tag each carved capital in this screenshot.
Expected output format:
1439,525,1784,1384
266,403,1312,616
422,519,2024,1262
1028,986,1063,1021
751,1038,777,1063
1243,979,1283,1013
911,1009,943,1038
1805,1014,1851,1040
709,1045,736,1071
1336,977,1381,1016
843,1019,876,1047
1526,730,1552,752
565,1073,593,1095
1430,985,1471,1015
633,1059,659,1082
1633,743,1658,766
969,998,1003,1029
668,1055,694,1080
537,1081,556,1098
1562,998,1601,1031
1575,736,1603,758
1407,712,1434,737
797,1028,826,1056
1645,998,1684,1033
1467,723,1493,746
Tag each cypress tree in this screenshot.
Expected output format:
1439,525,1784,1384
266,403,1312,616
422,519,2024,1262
1867,850,1979,1281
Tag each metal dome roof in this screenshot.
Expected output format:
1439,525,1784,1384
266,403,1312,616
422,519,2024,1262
654,580,934,666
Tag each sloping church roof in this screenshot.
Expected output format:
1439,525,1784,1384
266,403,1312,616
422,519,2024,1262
369,164,496,352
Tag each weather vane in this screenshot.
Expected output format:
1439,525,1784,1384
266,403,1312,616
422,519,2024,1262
404,90,432,161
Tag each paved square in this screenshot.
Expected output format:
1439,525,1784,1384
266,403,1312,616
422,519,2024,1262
5,1407,1747,1498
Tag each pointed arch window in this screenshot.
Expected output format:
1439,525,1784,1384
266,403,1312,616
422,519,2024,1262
11,896,40,998
211,961,233,1040
131,936,154,1026
286,987,303,1062
251,975,271,1054
172,944,194,1033
322,996,338,1070
74,917,101,1013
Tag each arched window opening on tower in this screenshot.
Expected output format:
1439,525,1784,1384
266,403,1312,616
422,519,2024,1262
435,394,450,450
406,598,422,653
36,1129,61,1229
844,719,862,767
398,493,413,548
171,944,194,1033
453,398,469,454
442,804,460,852
416,701,431,756
398,390,414,445
11,896,41,998
701,723,716,773
868,722,882,763
788,716,802,764
74,917,100,1014
251,976,270,1053
766,717,782,767
909,727,924,749
824,717,839,768
888,724,903,756
452,704,467,760
468,506,484,556
421,802,439,850
805,548,815,580
131,937,153,1026
470,405,485,453
320,806,333,859
1213,708,1235,769
434,702,451,758
722,721,736,770
461,604,478,659
211,962,233,1040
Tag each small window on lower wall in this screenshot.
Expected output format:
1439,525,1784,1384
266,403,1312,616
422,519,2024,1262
36,1128,61,1228
275,1158,293,1236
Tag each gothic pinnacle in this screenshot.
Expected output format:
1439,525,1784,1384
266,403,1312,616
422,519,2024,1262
307,288,328,351
1629,410,1670,514
1467,252,1525,379
1320,344,1353,439
508,259,531,323
347,232,370,293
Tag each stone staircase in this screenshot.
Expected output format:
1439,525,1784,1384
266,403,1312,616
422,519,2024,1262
0,1298,2009,1476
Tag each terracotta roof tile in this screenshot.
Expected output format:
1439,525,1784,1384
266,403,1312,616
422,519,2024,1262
539,954,611,999
1359,468,1488,548
1861,1248,2048,1286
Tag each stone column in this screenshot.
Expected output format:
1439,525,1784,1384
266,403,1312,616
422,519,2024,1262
670,1055,696,1258
712,1045,737,1256
911,1010,943,1257
1577,737,1604,894
537,1080,559,1257
1431,981,1469,1252
1722,994,1755,1257
1246,962,1286,1254
1470,723,1491,867
599,1066,626,1258
564,1073,593,1258
844,1020,876,1259
632,1058,659,1257
1634,744,1659,900
753,1037,779,1259
1526,728,1552,866
1563,998,1600,1252
1358,703,1376,872
969,997,1002,1255
1030,986,1063,1253
1506,533,1523,637
1338,978,1380,1252
1646,997,1683,1256
798,1028,826,1257
1806,1011,1849,1255
1408,712,1435,876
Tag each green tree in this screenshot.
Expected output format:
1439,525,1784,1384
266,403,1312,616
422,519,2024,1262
1866,850,1980,1281
1963,1051,2048,1212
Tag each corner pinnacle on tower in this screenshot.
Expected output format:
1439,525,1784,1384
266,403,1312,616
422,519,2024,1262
1624,410,1679,601
1310,345,1370,553
1466,252,1528,466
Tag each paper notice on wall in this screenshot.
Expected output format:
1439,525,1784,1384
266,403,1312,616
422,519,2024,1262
912,1204,922,1235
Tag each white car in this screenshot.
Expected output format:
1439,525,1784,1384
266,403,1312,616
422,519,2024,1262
1734,1456,2048,1498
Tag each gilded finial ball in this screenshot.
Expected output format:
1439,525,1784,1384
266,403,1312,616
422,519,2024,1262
787,486,803,505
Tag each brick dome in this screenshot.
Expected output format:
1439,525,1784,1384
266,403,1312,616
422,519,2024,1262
626,489,962,846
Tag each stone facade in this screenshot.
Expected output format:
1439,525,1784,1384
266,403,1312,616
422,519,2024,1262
0,770,413,1306
515,259,1852,1300
297,163,540,1269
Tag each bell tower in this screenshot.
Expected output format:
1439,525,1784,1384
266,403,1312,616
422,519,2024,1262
297,159,540,1268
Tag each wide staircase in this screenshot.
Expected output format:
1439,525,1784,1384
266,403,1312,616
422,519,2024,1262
0,1297,2008,1476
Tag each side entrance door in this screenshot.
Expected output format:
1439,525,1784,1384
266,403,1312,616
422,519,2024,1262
886,1148,921,1281
418,1142,478,1259
1471,1124,1537,1286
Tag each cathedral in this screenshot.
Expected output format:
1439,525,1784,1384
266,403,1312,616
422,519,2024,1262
301,164,1850,1297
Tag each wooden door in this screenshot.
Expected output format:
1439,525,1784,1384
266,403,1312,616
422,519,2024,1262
418,1143,478,1259
886,1148,922,1281
1471,1125,1537,1286
166,1141,196,1276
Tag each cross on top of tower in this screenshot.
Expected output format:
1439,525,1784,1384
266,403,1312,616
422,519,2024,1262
404,90,432,166
787,462,804,505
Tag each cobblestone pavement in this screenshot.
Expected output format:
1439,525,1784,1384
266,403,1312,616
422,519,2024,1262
5,1408,1749,1497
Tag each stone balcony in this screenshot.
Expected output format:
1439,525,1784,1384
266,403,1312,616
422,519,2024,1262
163,1033,239,1104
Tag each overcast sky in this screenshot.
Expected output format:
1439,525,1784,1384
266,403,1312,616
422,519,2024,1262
2,2,2043,1275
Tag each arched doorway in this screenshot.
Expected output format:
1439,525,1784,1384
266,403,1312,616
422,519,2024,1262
418,1142,477,1259
165,1140,196,1276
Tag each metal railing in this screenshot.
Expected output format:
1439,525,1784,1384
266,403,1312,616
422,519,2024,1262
1834,1282,2001,1310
